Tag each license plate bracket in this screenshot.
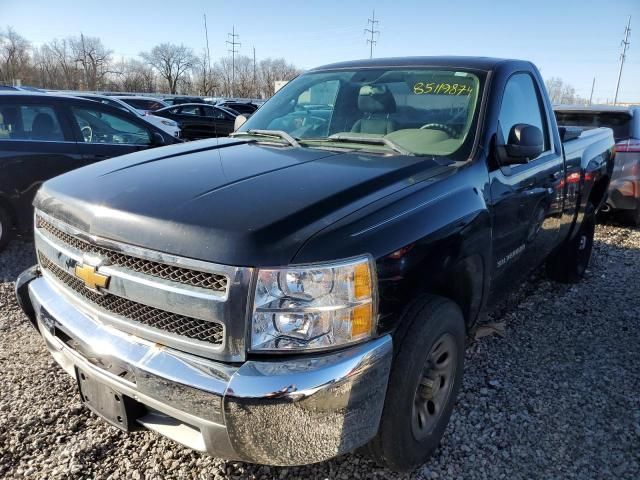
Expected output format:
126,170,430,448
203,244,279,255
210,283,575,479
76,368,141,431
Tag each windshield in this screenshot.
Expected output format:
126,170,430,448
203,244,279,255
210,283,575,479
239,67,484,158
120,98,166,111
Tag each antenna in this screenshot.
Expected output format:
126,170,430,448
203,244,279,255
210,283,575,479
203,13,211,95
614,15,631,105
226,26,241,97
364,10,380,59
253,46,257,99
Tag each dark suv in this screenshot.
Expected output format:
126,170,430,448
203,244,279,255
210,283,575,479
0,92,180,250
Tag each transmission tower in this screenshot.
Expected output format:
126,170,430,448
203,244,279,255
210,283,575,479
226,26,241,97
614,15,631,105
364,10,380,59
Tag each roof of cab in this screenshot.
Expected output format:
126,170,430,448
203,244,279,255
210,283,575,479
310,56,517,72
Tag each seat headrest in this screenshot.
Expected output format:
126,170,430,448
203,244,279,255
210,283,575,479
32,113,55,138
358,85,396,113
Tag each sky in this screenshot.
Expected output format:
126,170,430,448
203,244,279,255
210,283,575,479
1,0,638,103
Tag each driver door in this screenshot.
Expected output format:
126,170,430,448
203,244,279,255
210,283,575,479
67,103,155,164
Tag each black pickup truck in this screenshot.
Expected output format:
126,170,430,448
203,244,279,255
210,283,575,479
16,57,613,471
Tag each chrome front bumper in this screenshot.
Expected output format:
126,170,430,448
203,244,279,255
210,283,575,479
21,273,393,466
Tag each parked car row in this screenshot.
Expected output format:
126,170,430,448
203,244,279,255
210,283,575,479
152,103,237,140
0,92,182,250
74,94,180,137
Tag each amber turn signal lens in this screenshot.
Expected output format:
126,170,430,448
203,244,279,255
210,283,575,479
351,303,373,338
354,263,372,300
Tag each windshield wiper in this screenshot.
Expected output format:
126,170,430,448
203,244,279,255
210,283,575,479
230,129,300,148
318,133,413,156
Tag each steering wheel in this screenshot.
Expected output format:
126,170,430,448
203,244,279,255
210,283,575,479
289,112,328,137
419,123,457,138
81,125,93,143
302,114,327,129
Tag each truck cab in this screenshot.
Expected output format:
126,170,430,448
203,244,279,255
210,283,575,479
16,57,613,471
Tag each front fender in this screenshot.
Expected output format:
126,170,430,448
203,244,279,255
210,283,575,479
293,162,492,334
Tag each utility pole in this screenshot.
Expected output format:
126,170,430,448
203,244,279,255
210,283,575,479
364,10,380,59
614,15,631,105
203,13,211,95
589,77,595,105
226,26,241,97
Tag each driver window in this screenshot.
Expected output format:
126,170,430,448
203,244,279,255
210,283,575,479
71,107,152,145
499,74,549,150
178,105,201,116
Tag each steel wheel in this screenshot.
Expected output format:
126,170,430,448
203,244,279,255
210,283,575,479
412,333,458,440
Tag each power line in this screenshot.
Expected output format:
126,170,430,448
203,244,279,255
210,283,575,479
364,10,380,59
614,15,631,105
226,26,241,97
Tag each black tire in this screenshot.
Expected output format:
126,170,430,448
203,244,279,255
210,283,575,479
0,205,13,253
546,202,596,283
365,295,465,471
623,205,640,227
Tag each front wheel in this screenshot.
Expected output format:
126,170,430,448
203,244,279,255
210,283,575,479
0,205,13,252
546,202,596,283
623,205,640,227
365,295,465,471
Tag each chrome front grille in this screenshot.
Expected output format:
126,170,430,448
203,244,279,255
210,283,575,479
36,216,228,292
39,254,224,344
33,210,253,361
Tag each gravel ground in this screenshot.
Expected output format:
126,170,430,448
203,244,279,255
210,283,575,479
1,221,639,479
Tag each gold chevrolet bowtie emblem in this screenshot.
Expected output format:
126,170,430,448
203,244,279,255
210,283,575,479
74,263,110,291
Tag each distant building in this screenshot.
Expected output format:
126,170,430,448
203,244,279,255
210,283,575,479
274,80,288,93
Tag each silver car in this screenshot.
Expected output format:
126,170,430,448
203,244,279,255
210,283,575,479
77,94,180,138
555,105,640,225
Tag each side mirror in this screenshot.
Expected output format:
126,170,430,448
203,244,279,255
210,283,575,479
152,132,166,146
234,114,248,131
497,123,544,165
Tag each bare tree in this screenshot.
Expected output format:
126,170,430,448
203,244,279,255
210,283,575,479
545,77,588,105
141,43,196,94
44,38,80,89
193,49,217,96
113,58,156,92
71,34,113,90
0,27,33,85
0,26,303,97
259,58,300,97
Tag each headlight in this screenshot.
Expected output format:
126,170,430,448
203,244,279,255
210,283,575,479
161,119,177,126
250,256,377,352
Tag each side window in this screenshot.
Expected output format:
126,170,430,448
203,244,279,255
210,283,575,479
499,73,549,151
0,104,64,141
71,107,151,145
178,106,201,116
209,107,227,120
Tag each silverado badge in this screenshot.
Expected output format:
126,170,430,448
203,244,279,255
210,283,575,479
74,262,110,292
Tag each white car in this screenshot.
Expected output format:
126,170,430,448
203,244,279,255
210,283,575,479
76,94,180,137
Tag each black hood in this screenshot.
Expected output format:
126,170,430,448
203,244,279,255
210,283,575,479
36,138,449,266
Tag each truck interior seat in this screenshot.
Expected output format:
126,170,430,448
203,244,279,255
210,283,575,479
351,85,397,135
31,113,59,141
